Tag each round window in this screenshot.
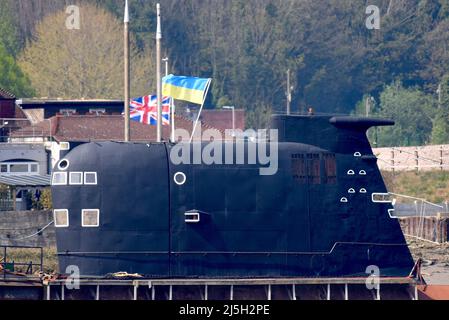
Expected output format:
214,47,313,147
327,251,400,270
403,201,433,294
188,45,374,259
58,159,70,171
174,172,187,186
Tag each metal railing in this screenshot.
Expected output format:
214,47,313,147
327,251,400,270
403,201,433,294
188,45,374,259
0,118,52,143
0,199,14,212
0,245,44,280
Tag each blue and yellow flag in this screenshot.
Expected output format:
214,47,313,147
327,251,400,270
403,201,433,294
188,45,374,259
162,74,211,105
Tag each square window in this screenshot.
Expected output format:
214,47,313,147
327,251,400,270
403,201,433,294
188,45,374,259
84,172,97,185
0,164,7,173
52,172,67,185
89,108,106,115
69,172,83,185
372,193,392,203
54,209,69,227
10,164,28,173
30,164,38,173
60,142,70,151
82,209,99,227
60,109,76,115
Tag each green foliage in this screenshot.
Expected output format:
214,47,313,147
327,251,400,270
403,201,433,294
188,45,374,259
246,104,273,130
5,0,449,133
431,110,449,144
0,43,35,97
216,96,232,109
40,189,53,210
18,4,155,99
374,81,435,146
31,188,52,210
0,1,21,56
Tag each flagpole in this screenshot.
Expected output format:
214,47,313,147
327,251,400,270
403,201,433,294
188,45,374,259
171,98,175,142
156,3,162,143
124,0,130,142
189,79,212,143
163,57,175,143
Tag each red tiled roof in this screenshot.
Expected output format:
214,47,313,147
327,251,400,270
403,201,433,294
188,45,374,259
10,114,230,142
14,105,27,119
201,109,245,133
0,88,15,100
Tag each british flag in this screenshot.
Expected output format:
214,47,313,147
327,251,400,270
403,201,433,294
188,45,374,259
129,95,171,126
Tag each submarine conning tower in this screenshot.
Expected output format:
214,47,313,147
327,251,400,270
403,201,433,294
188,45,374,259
271,114,394,154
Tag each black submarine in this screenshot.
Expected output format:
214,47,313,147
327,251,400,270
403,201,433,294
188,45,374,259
51,114,415,278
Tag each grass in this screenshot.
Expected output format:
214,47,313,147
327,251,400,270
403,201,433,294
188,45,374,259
1,247,58,274
382,170,449,204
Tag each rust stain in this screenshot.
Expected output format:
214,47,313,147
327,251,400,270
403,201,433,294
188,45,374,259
418,285,449,300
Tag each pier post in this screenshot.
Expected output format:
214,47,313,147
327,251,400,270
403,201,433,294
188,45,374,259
344,283,348,300
415,149,419,172
391,150,395,173
133,283,138,301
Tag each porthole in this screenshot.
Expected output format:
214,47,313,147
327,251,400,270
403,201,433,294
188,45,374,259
347,170,355,175
340,197,348,203
359,170,367,176
58,159,70,171
354,152,362,157
348,188,356,194
360,188,367,194
174,172,187,186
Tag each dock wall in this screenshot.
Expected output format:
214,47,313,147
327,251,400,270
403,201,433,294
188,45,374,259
0,210,55,247
399,216,449,244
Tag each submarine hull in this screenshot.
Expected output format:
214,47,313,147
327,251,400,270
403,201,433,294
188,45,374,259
52,115,415,278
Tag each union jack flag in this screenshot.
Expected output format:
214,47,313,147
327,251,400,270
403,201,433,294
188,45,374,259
129,95,171,126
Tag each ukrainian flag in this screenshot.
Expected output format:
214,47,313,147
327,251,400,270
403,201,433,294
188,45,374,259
162,74,211,105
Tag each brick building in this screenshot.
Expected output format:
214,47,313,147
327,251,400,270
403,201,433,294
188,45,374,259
0,88,16,118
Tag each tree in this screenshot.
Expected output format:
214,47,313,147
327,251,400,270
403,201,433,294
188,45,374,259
431,73,449,144
18,4,155,99
7,0,449,128
430,110,449,144
0,1,21,56
374,81,434,147
0,43,35,97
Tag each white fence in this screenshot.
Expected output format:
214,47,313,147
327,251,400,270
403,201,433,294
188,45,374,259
373,145,449,172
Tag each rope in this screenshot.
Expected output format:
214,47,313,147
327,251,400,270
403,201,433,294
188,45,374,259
390,147,443,165
0,221,54,241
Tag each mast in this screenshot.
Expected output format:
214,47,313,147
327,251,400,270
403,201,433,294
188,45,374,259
156,3,162,142
286,69,291,115
124,0,130,142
